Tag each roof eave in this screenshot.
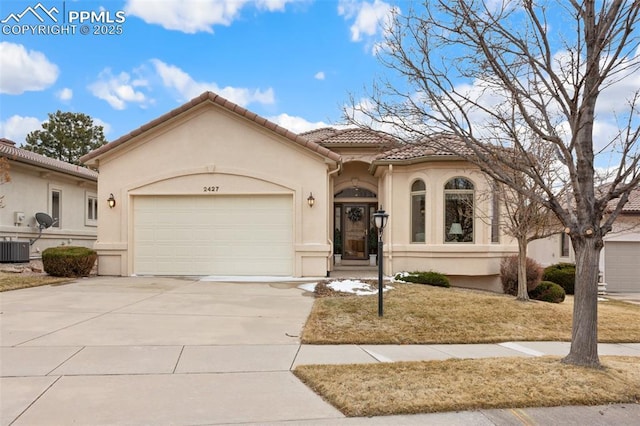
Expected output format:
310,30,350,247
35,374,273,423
81,91,341,165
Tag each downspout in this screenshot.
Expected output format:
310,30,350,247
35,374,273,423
327,160,342,274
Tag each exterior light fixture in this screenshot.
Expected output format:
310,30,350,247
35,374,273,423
307,193,315,208
373,207,389,317
107,193,116,209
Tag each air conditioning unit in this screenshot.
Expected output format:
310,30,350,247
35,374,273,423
0,241,30,263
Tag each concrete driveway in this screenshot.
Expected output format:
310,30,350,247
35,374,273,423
1,276,344,425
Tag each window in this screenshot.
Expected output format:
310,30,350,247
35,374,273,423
560,232,570,257
411,180,426,242
444,177,474,243
51,189,61,228
491,184,500,243
86,192,98,226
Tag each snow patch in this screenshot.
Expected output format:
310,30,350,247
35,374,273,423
298,279,394,295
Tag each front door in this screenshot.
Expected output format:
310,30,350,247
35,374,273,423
342,204,369,260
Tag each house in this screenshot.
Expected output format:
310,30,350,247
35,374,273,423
528,185,640,293
602,186,640,292
81,91,518,291
0,138,98,261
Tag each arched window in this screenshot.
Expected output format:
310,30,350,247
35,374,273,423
411,179,426,242
444,177,474,243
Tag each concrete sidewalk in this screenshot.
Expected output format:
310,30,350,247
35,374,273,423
1,276,639,425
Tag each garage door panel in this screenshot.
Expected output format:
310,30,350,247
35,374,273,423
134,195,293,276
605,241,640,292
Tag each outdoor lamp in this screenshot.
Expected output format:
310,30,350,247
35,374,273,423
107,193,116,209
307,193,315,208
373,209,389,231
373,208,389,317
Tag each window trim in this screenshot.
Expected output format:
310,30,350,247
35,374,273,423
443,177,475,243
560,232,570,257
85,191,98,226
49,186,62,228
410,179,426,243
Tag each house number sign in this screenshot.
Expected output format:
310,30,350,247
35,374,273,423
203,186,220,192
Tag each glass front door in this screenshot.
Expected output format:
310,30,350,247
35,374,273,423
343,204,369,260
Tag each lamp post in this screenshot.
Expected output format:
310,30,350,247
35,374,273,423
373,208,389,317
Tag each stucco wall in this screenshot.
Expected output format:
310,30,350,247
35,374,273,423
90,103,335,276
375,162,518,283
0,161,97,258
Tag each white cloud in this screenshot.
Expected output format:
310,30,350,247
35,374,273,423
338,0,397,52
314,71,326,80
56,88,73,101
267,113,329,133
0,42,58,95
125,0,297,34
151,59,275,107
0,115,43,145
88,68,149,110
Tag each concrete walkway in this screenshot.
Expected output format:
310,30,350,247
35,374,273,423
1,276,639,425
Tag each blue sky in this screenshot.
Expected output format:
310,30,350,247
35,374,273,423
0,0,401,144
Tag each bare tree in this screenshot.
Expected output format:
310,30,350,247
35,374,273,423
345,1,640,367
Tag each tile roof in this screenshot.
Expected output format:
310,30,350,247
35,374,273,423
81,91,341,165
303,127,401,148
0,138,98,180
298,127,340,143
607,184,640,214
374,133,474,162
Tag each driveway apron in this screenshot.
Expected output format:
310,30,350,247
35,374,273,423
0,276,343,425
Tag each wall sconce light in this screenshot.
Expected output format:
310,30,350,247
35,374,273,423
107,193,116,209
307,192,315,208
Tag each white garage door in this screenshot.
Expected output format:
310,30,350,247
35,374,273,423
604,241,640,292
134,195,293,276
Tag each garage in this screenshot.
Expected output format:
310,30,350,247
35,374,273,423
604,234,640,292
133,194,293,276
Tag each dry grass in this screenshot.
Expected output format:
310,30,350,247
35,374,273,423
302,283,640,344
0,272,70,292
294,356,640,417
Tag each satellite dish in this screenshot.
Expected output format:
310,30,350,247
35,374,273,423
35,212,54,229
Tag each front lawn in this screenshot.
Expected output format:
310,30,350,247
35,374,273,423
301,283,640,344
0,272,71,292
296,282,640,416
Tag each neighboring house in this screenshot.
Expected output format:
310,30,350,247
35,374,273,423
0,138,98,261
81,91,519,292
602,186,640,292
528,185,640,293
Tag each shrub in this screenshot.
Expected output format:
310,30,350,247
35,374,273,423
542,263,576,295
529,281,566,303
42,246,97,277
394,271,450,288
499,256,543,296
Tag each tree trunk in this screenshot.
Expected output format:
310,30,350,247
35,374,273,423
562,236,602,367
517,236,530,301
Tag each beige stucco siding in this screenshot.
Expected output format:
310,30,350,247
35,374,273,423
374,161,517,281
91,103,334,276
0,161,97,256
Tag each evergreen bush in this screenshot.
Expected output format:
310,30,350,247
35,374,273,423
42,246,97,277
529,280,566,303
394,271,451,288
542,263,576,295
